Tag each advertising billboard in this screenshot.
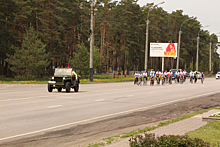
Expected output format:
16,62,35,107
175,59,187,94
150,43,178,57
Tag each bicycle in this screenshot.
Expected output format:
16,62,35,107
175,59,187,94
168,76,172,84
150,78,154,86
156,77,160,85
165,76,169,84
137,78,142,86
175,76,180,83
194,77,197,83
201,77,204,84
179,76,184,84
161,77,165,85
190,77,193,84
134,78,138,85
143,77,147,85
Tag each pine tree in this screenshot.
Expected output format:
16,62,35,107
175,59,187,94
5,28,49,80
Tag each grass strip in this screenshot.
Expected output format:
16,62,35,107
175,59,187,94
0,78,134,84
187,120,220,145
95,108,216,147
120,109,210,138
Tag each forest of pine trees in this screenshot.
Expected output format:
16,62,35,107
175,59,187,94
0,0,219,78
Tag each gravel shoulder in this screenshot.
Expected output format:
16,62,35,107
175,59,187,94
1,93,220,147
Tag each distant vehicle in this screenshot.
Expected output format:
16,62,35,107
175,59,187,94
48,68,79,93
186,72,190,77
170,69,182,80
216,72,220,79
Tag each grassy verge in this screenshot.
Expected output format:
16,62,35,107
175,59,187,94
187,120,220,145
0,77,134,84
90,108,216,147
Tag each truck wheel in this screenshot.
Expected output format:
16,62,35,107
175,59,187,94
66,82,71,92
74,83,79,92
48,84,53,92
58,87,62,92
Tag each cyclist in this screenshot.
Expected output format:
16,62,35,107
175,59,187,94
179,71,184,83
190,70,194,83
139,72,143,83
134,71,139,85
164,70,168,83
155,69,161,84
175,70,180,83
201,72,205,84
161,70,165,85
168,70,173,84
183,70,187,82
149,70,154,85
194,71,198,83
143,71,148,84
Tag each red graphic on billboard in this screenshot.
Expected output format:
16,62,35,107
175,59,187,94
164,43,176,57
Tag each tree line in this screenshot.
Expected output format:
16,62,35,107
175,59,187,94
0,0,219,79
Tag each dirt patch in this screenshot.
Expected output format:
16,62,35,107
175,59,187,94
1,93,220,147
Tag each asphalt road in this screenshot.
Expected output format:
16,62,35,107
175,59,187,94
1,78,220,143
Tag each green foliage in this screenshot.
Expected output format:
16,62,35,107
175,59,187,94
72,43,89,77
1,0,220,77
87,142,105,147
129,134,210,147
5,28,49,80
94,46,102,69
187,121,220,144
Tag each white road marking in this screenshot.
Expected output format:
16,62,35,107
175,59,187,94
48,105,62,108
0,95,57,102
95,99,104,101
1,90,220,141
126,95,133,97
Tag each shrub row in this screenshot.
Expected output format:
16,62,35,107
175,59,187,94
129,133,211,147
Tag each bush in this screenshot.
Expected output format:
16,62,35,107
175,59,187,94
129,133,210,147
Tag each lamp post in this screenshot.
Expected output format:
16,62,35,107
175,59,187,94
196,25,210,71
209,32,220,77
90,0,94,82
176,18,194,69
145,1,165,72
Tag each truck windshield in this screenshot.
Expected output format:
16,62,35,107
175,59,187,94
54,68,72,76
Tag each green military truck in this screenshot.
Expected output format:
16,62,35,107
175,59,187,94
48,68,79,93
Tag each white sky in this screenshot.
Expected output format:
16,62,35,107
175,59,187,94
137,0,220,53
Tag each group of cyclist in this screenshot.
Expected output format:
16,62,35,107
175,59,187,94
134,69,205,85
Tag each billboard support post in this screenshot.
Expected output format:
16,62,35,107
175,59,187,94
162,57,164,71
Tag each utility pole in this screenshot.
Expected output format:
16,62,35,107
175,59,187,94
144,20,149,72
90,0,94,82
176,31,181,69
209,42,212,77
196,36,199,71
145,1,165,72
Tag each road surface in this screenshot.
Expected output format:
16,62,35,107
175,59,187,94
1,78,220,143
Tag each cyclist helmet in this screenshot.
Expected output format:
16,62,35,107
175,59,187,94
162,70,164,73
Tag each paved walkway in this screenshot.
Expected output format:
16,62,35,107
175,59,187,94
106,109,220,147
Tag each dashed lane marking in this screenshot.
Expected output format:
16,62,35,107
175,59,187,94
95,99,104,101
1,90,220,141
48,105,62,108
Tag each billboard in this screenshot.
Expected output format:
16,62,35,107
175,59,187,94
150,43,177,57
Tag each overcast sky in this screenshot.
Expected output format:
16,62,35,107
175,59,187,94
138,0,220,35
137,0,220,52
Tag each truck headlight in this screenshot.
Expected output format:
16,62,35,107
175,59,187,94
52,77,54,80
63,77,65,80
